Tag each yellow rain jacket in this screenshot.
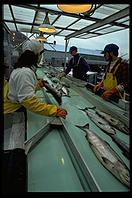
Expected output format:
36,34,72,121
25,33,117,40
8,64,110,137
4,67,57,116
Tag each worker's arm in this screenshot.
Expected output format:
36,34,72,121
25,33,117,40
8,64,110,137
21,96,67,118
64,58,73,75
21,96,57,116
35,78,48,92
56,72,66,79
102,61,129,100
93,81,103,92
56,59,73,79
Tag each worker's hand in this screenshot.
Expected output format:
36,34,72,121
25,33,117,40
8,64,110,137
101,87,118,100
38,78,48,88
56,72,66,79
56,107,67,119
93,81,103,92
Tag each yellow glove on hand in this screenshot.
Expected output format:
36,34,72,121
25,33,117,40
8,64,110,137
56,72,66,79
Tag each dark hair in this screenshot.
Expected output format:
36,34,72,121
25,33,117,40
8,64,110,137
112,50,118,57
14,50,38,69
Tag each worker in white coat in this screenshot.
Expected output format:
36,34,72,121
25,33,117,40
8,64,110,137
3,39,67,194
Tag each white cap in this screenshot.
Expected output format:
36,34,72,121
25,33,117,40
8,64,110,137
22,39,44,55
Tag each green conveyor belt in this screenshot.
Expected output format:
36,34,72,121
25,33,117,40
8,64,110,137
27,67,129,192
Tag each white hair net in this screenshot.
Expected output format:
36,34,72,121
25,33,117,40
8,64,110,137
22,39,44,55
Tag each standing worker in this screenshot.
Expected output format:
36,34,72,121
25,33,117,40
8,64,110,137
3,39,67,194
57,46,90,80
93,43,129,100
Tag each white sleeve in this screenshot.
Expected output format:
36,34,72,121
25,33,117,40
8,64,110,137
18,72,37,102
8,68,38,103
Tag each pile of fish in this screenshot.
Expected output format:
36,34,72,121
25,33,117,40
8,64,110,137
78,107,129,159
55,82,70,97
76,123,130,188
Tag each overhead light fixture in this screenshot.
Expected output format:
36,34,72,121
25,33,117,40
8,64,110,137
36,36,47,42
57,4,93,14
36,32,47,42
38,13,56,34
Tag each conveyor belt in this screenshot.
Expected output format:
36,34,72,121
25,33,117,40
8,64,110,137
27,67,129,192
41,86,101,192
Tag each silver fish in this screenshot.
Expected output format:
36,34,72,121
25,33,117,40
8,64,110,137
76,123,130,188
56,84,70,97
61,86,70,97
87,107,129,135
60,81,70,88
51,77,60,83
56,83,63,91
79,107,116,135
79,107,130,159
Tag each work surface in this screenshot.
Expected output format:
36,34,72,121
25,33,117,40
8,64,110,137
27,67,129,192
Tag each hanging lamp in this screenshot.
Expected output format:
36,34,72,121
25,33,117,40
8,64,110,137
57,4,93,14
36,32,47,42
38,13,56,34
36,36,47,42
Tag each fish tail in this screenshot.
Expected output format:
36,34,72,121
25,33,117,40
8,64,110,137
78,106,95,111
75,123,89,132
123,126,129,134
85,106,96,110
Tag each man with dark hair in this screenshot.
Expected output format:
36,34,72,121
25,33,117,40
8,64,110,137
57,46,90,80
93,43,129,100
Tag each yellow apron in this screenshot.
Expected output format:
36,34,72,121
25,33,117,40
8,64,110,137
103,72,117,90
103,62,125,99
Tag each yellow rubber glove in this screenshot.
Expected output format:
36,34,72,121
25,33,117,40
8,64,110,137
21,96,57,116
56,72,66,79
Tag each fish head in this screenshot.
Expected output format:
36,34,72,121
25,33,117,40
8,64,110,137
122,126,129,135
104,126,116,135
116,162,130,188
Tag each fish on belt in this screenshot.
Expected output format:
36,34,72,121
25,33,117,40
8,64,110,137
56,83,70,97
61,86,70,97
76,123,130,188
79,107,130,159
86,106,129,135
44,82,62,105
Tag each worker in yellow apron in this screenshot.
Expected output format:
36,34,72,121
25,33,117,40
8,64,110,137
93,43,129,101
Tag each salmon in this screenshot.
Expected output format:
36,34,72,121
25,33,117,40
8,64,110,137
76,123,130,188
87,106,129,135
79,107,130,159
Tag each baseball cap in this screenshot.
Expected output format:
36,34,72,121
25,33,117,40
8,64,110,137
101,43,119,54
69,46,77,52
22,39,44,55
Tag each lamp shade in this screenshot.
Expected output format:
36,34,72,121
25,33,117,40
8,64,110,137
38,24,56,33
57,4,92,14
36,36,47,42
